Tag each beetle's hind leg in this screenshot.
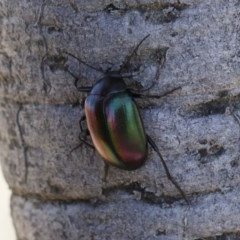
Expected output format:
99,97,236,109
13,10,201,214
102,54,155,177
78,115,110,183
146,135,189,204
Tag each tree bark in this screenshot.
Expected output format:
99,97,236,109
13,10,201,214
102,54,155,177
1,0,240,239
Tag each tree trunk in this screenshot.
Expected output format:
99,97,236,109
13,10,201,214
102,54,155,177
1,0,240,239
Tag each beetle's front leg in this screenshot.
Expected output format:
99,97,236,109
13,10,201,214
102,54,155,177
70,72,92,92
129,86,181,99
65,65,93,92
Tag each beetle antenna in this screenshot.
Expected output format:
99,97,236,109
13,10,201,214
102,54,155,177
65,52,104,73
120,34,150,73
147,135,189,204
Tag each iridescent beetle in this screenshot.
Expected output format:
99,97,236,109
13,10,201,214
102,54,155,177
67,35,187,202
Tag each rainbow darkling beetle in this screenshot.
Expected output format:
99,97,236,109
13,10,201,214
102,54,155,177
66,35,187,202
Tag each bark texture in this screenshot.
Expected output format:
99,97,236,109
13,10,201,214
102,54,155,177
1,0,240,239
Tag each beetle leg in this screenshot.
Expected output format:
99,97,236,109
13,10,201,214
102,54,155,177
103,163,109,182
72,96,87,109
64,66,80,88
70,142,82,154
146,135,189,204
65,64,93,92
70,129,94,153
78,131,94,149
80,97,86,108
129,86,181,99
70,71,92,93
126,81,156,95
72,100,80,108
79,115,86,132
77,86,92,93
78,114,94,148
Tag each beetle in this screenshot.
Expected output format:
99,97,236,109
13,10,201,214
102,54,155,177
66,35,188,202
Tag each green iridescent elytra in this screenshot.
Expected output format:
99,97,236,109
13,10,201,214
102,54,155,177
67,34,187,202
84,77,147,170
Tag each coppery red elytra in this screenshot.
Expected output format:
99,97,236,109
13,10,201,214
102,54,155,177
66,35,188,203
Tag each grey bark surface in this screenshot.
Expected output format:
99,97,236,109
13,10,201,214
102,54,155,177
1,0,240,239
